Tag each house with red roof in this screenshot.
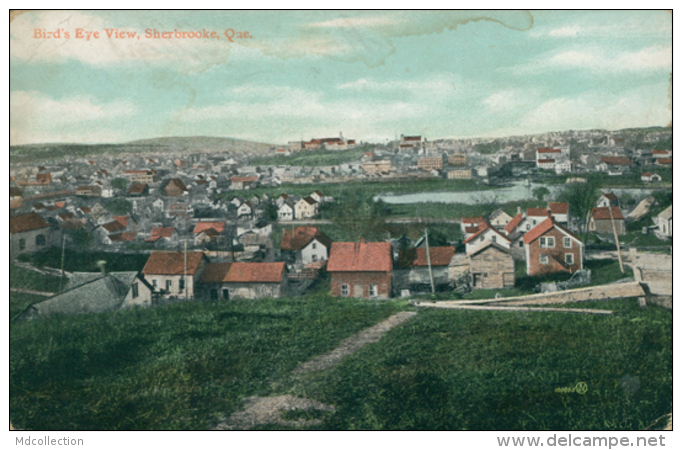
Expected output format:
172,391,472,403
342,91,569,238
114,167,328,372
142,251,208,298
597,192,620,209
10,212,52,256
526,207,551,228
281,226,332,265
198,262,287,300
460,217,487,238
641,173,662,183
524,218,584,276
463,223,511,255
655,158,672,166
147,227,178,247
588,207,626,235
230,176,259,190
327,240,393,299
598,156,632,175
548,202,570,225
504,213,532,260
193,221,227,245
163,178,188,197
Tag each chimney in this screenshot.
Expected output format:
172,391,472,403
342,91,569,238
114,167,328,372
97,260,108,276
517,206,522,215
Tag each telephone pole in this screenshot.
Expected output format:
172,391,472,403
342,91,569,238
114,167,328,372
425,228,435,294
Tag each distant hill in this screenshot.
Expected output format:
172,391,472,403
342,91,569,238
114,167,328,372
10,136,276,164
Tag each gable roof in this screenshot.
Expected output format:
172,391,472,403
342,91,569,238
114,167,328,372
590,207,625,220
527,207,550,217
463,223,511,244
468,241,512,258
29,272,143,317
524,218,582,245
193,221,226,234
505,213,525,234
600,156,632,166
601,192,619,200
401,246,456,268
548,202,569,215
327,241,392,272
165,178,187,191
281,226,332,251
200,262,285,283
10,213,50,234
147,227,176,242
142,251,206,275
101,221,126,233
128,183,148,194
658,205,672,220
462,216,486,224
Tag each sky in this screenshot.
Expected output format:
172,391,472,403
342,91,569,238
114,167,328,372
9,10,672,146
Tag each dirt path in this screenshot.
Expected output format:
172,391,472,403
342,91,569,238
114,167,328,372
294,311,417,374
213,310,417,430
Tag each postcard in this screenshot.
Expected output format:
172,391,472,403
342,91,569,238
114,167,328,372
9,9,673,441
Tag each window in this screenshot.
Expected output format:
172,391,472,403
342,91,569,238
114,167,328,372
35,234,46,246
179,279,185,290
526,224,531,231
152,279,157,288
564,237,572,248
519,241,523,247
540,254,549,265
132,283,139,298
565,254,574,265
491,235,497,243
311,254,317,261
341,284,349,297
540,237,555,248
222,289,229,300
312,243,317,249
166,279,172,290
369,285,378,298
19,238,25,250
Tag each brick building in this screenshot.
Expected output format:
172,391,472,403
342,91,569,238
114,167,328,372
448,153,467,166
418,157,444,171
327,241,393,299
524,218,584,276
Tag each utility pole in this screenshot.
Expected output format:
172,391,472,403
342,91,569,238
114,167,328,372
609,207,625,274
425,228,435,294
60,234,66,292
184,239,188,300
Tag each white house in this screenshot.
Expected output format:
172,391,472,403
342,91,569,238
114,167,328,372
278,201,295,221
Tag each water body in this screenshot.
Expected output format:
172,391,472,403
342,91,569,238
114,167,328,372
375,181,657,205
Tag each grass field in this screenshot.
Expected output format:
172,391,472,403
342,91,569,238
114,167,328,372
10,281,670,430
286,298,672,430
10,280,408,430
253,148,368,167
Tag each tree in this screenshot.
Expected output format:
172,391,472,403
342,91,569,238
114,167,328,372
329,193,389,242
106,198,132,215
111,178,128,190
65,228,93,250
533,186,550,202
558,181,600,237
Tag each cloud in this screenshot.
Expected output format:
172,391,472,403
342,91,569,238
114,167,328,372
338,75,459,98
10,91,137,145
518,85,670,132
10,11,246,72
513,45,671,74
307,15,402,29
482,90,527,112
547,25,581,37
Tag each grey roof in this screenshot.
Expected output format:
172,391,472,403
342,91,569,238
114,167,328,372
29,272,141,317
658,205,672,221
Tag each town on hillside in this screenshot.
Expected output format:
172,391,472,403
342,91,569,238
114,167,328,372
9,127,672,316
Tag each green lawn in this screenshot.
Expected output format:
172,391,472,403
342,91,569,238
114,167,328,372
10,263,65,293
10,281,408,430
287,298,672,430
253,148,367,167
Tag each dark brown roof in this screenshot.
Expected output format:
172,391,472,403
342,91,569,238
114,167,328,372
101,221,126,233
327,241,392,273
10,213,49,234
142,251,205,275
399,246,456,268
128,183,148,194
601,156,632,166
280,227,332,251
548,202,569,214
527,207,550,217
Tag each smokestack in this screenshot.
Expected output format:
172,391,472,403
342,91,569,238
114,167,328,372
97,260,107,276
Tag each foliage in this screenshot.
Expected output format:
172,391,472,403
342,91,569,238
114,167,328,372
558,181,600,235
105,198,133,215
326,192,390,242
110,178,128,190
473,142,501,154
533,186,550,202
21,248,150,273
65,227,94,250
